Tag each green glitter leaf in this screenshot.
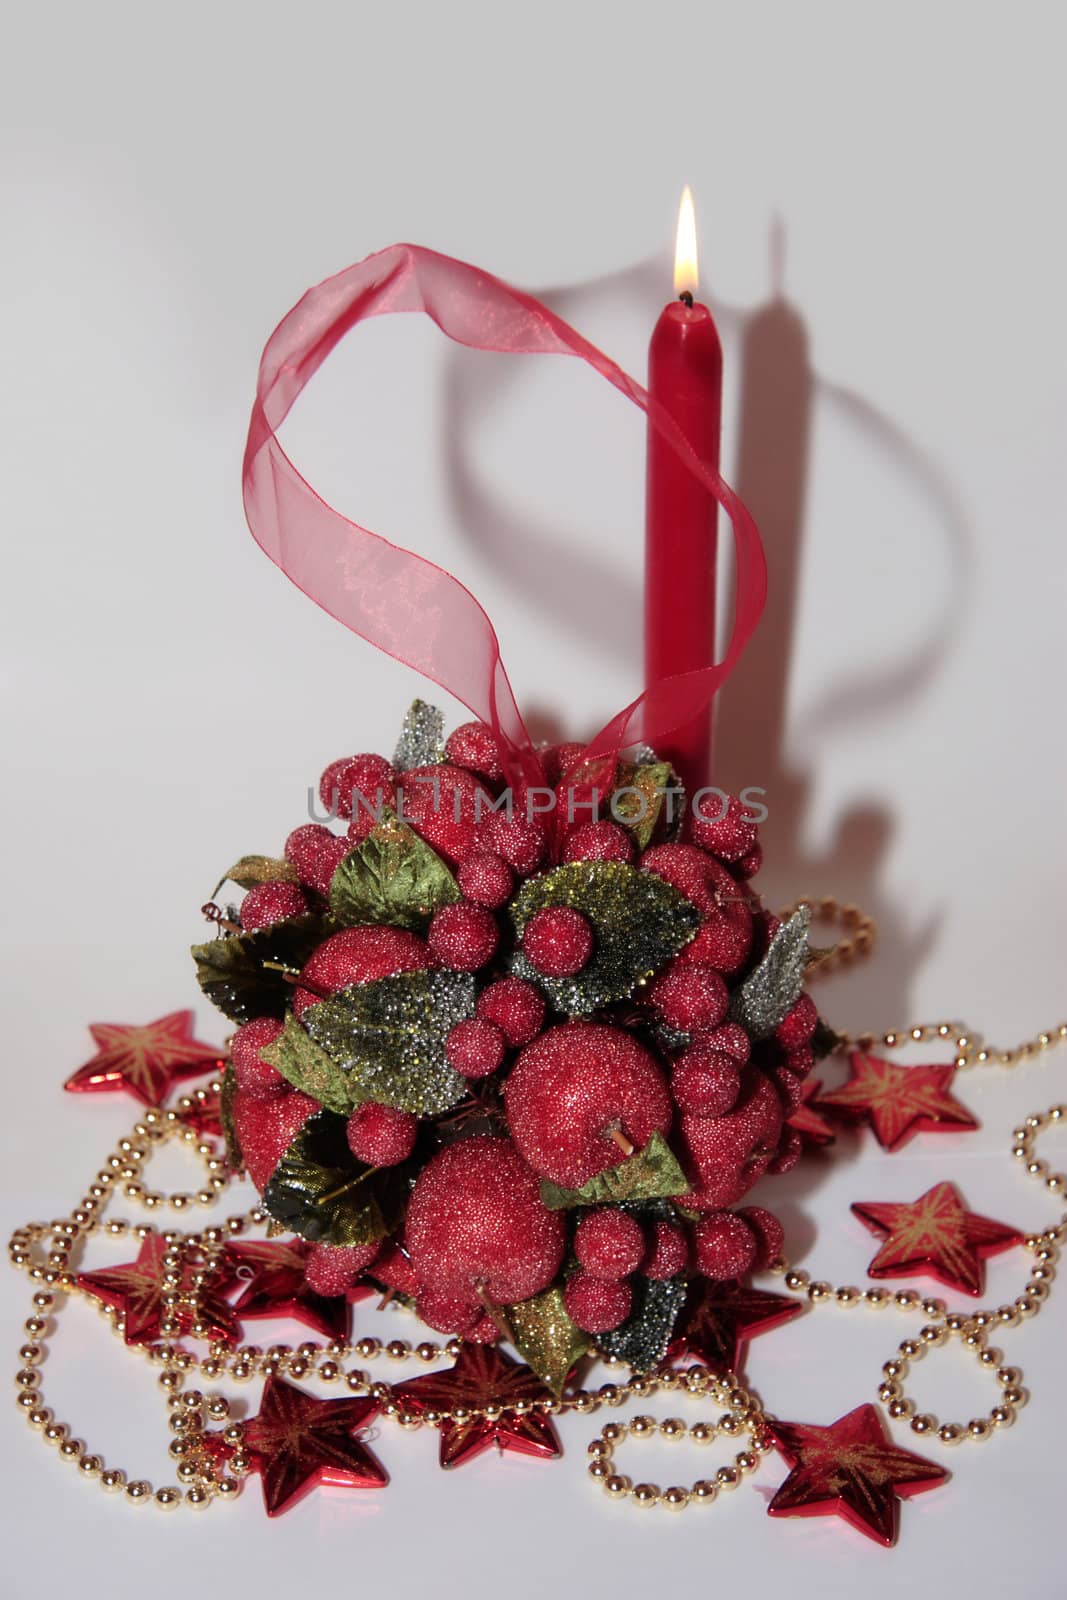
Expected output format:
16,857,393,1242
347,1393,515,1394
190,914,330,1025
329,814,459,932
729,906,811,1039
505,1286,591,1397
539,1132,690,1210
508,860,700,1014
611,761,673,850
260,1014,361,1116
301,969,475,1115
213,855,298,896
597,1274,689,1372
262,1109,412,1246
218,1061,243,1174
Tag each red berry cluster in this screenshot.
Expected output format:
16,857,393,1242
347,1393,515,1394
214,718,822,1347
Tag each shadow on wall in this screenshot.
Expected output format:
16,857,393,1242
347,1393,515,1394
441,227,972,1044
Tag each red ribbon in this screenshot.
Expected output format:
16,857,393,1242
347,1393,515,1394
243,243,765,787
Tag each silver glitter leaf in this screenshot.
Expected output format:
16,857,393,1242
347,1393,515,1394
301,969,474,1115
729,906,811,1040
509,860,701,1014
597,1274,689,1372
392,699,446,772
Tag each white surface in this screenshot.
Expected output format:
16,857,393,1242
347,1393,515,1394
2,2,1066,1594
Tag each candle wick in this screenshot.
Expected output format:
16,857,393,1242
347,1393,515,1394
678,290,694,308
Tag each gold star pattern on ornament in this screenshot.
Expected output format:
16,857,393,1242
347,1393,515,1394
64,1010,223,1106
77,1233,239,1347
816,1052,978,1152
226,1239,350,1341
668,1278,804,1374
766,1403,949,1545
851,1181,1021,1296
242,1375,387,1516
393,1343,562,1469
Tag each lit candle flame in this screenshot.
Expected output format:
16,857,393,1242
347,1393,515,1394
673,185,699,297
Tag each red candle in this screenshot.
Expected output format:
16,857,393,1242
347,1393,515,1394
644,187,722,797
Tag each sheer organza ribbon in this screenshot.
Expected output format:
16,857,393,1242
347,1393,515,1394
242,243,766,788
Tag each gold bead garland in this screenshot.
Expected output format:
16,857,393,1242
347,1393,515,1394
6,904,1067,1514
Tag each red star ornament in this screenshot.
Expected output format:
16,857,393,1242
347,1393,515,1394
766,1403,949,1546
787,1078,837,1148
393,1344,562,1469
668,1278,803,1374
226,1239,350,1340
852,1181,1021,1296
243,1376,387,1516
816,1052,978,1152
64,1011,223,1106
77,1234,239,1346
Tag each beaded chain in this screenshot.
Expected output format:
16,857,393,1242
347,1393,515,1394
7,900,1066,1513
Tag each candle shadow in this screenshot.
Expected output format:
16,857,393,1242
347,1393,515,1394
441,235,972,1046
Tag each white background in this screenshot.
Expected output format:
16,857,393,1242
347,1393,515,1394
2,1,1066,1594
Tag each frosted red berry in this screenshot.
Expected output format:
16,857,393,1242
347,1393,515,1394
564,1271,632,1334
541,742,585,784
476,978,545,1046
735,844,762,879
319,753,396,822
456,851,513,909
693,1211,758,1280
562,820,634,864
398,764,492,866
428,902,498,971
446,1017,506,1079
644,1219,689,1280
294,926,429,1017
444,721,504,783
346,1102,417,1166
405,1136,565,1307
671,1045,741,1117
770,1066,805,1115
231,1017,287,1100
304,1241,381,1297
690,793,759,862
240,881,310,931
784,1045,815,1078
643,845,753,975
474,813,547,875
573,1208,645,1280
648,961,728,1033
232,1088,319,1191
737,1206,784,1269
415,1283,482,1338
775,993,818,1050
522,906,594,978
284,824,350,896
677,1071,784,1210
704,1022,751,1063
505,1022,672,1189
769,1127,803,1174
